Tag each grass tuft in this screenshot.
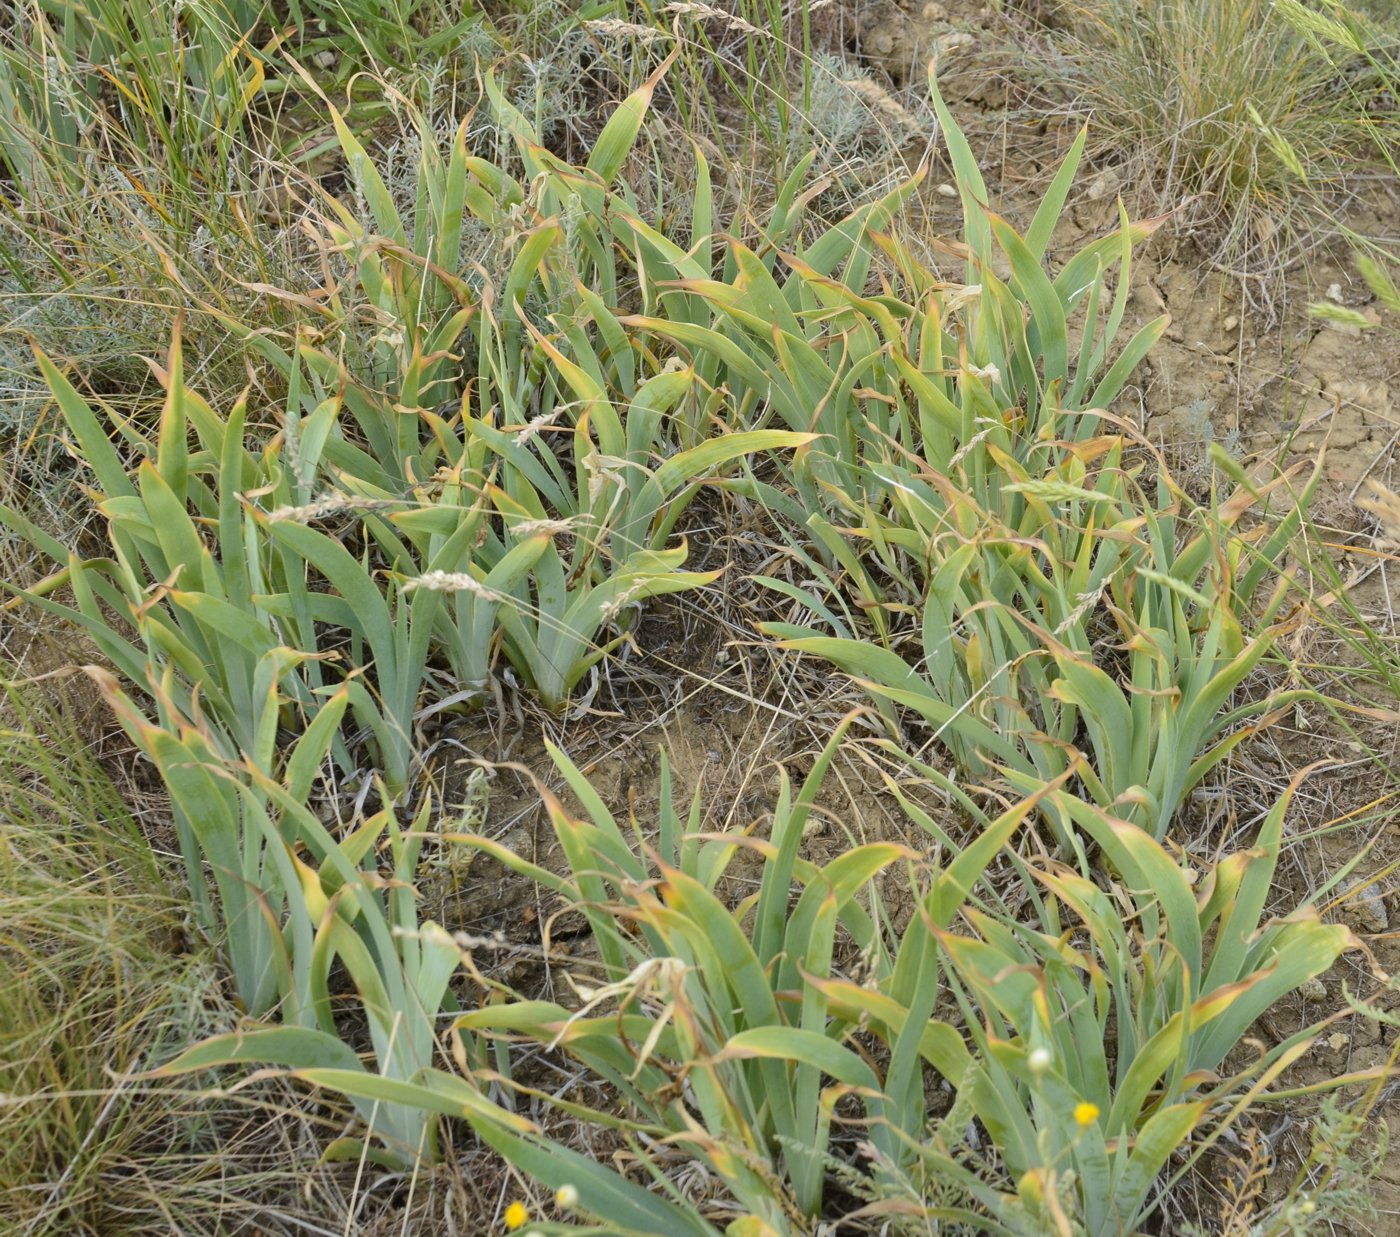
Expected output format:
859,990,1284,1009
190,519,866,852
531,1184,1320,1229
1028,0,1381,284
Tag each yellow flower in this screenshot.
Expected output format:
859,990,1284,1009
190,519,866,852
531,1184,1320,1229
1073,1102,1100,1128
555,1184,579,1210
504,1201,529,1230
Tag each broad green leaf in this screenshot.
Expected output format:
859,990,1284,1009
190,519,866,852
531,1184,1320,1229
34,346,137,499
717,1028,880,1092
151,1026,364,1076
1025,124,1088,260
586,49,677,185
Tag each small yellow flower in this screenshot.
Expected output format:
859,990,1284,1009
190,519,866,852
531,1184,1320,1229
1073,1102,1100,1128
555,1183,579,1210
504,1201,529,1231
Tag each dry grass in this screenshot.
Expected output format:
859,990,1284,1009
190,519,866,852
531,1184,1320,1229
1022,0,1379,295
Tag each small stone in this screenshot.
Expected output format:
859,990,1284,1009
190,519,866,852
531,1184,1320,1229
936,183,957,198
313,49,336,70
1342,879,1389,933
1301,977,1328,1002
1222,314,1239,332
1133,281,1167,313
1354,1017,1382,1048
1086,168,1123,202
1327,282,1345,304
931,31,974,57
